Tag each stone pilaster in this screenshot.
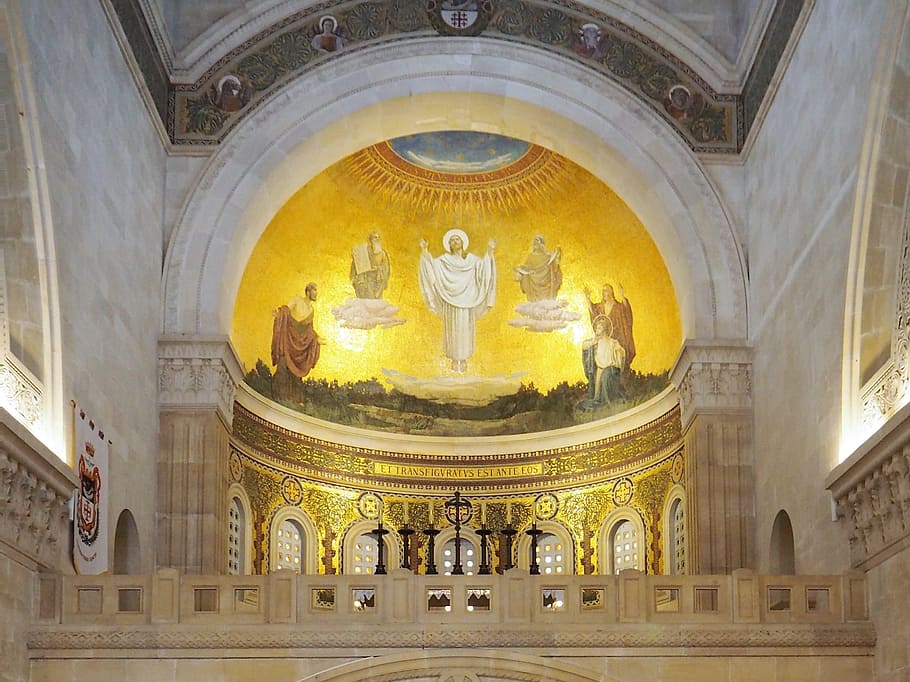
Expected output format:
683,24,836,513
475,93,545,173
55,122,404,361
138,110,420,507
670,341,754,573
157,337,241,574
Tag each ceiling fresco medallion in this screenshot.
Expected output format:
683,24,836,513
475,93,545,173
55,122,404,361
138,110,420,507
426,0,493,35
233,131,682,438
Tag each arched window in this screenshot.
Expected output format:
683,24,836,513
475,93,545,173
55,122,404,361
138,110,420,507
662,486,687,575
228,496,245,575
342,520,401,575
515,522,573,575
770,509,796,574
269,507,318,574
441,536,477,575
669,499,686,574
351,532,380,575
227,484,252,575
611,520,639,573
273,519,304,572
535,532,567,576
598,509,645,574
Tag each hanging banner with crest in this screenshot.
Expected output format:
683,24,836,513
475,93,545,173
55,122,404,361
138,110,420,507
73,409,109,574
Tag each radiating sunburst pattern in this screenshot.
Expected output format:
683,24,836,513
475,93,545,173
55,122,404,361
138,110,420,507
335,133,571,220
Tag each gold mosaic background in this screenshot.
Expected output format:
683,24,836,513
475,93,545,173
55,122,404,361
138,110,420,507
231,137,682,391
234,444,683,575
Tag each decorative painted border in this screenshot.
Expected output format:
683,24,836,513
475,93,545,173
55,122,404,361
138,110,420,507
231,403,682,491
108,0,809,153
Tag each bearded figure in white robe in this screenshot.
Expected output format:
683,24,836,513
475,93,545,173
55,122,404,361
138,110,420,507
418,229,497,372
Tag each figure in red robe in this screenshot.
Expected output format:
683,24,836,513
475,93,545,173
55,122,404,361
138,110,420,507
271,283,321,401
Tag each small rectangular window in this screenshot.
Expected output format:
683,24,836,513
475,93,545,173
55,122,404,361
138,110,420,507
768,587,791,611
193,587,218,613
655,587,679,612
427,588,452,612
117,588,142,613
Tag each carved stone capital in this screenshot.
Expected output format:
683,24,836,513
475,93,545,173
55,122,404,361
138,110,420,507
669,341,752,426
0,409,75,569
828,400,910,569
158,337,243,426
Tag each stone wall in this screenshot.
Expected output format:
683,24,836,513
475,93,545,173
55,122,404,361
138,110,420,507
17,0,166,570
0,553,32,682
744,0,890,574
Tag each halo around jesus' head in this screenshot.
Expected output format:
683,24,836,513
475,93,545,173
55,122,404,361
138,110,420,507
443,228,469,252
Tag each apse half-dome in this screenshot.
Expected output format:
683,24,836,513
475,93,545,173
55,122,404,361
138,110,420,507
232,131,682,437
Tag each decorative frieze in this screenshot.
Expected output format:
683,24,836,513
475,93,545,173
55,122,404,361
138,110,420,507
828,401,910,569
0,413,75,569
27,622,875,651
669,341,752,427
158,337,243,425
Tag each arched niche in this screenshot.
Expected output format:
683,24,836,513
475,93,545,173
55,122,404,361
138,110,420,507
112,508,141,574
769,508,795,574
163,40,746,347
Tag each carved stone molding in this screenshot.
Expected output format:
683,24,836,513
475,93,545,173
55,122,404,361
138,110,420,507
669,341,752,427
27,622,875,651
828,400,910,569
158,336,243,425
0,410,75,569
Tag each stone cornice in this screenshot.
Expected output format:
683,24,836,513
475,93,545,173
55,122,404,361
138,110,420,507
827,400,910,569
669,340,752,427
27,622,875,652
157,336,244,425
0,408,76,570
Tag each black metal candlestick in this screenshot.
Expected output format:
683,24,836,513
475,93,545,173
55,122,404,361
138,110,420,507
526,522,543,575
451,491,465,574
423,526,440,575
477,524,493,574
500,525,517,572
372,520,389,575
399,525,415,571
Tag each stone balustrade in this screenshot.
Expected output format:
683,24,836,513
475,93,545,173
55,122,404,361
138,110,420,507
28,569,873,652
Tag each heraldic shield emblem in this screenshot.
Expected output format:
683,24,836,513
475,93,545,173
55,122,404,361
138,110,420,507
77,449,102,546
427,0,493,36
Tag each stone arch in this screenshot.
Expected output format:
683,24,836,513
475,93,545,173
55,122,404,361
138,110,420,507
295,650,615,681
769,508,796,574
112,508,141,574
163,39,747,346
